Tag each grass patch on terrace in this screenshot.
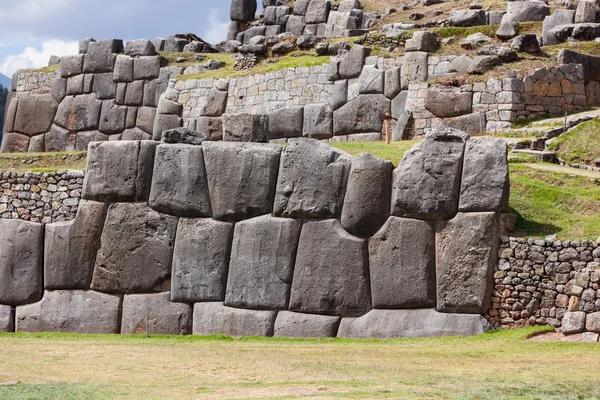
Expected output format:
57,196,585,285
32,64,61,74
547,119,600,166
0,152,86,173
331,140,419,167
1,327,599,399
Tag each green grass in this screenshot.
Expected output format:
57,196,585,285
330,140,419,166
32,64,61,74
0,152,86,173
547,119,600,166
2,327,600,399
510,163,600,239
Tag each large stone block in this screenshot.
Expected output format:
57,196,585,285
269,106,304,139
358,65,384,94
0,132,30,153
83,140,159,202
401,51,428,89
121,292,191,335
193,302,277,337
0,220,44,306
230,0,258,21
405,31,438,52
196,117,224,141
436,212,499,314
93,72,118,100
153,114,183,140
125,39,157,57
542,10,575,46
13,94,58,137
333,94,390,136
274,138,351,218
222,113,269,142
148,144,212,217
305,0,330,24
563,311,586,334
0,305,13,332
75,131,108,151
384,67,401,99
203,141,281,221
16,290,121,334
448,9,486,27
369,217,436,309
391,126,467,221
83,39,122,73
54,94,103,131
505,0,550,23
337,309,490,339
339,44,369,79
114,55,134,82
133,57,161,81
171,218,234,303
459,138,509,213
225,216,301,310
135,106,157,134
341,153,392,238
45,125,76,152
274,311,340,338
99,100,127,135
303,103,333,139
289,219,371,317
425,89,472,118
60,54,84,78
91,203,178,294
203,88,228,117
44,201,108,290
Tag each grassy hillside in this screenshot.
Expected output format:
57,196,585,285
547,119,600,166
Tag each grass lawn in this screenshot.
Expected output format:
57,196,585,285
0,152,86,173
0,327,598,399
547,119,600,166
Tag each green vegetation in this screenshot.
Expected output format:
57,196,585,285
547,119,600,166
331,140,419,166
2,327,600,399
0,152,86,173
32,64,61,74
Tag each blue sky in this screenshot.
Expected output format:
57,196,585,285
0,0,231,78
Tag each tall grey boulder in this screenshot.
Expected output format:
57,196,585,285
91,203,178,294
44,201,107,290
274,138,352,219
149,144,212,217
448,9,486,27
542,10,575,46
193,302,277,337
436,212,500,314
341,153,392,238
0,220,44,306
504,1,550,23
121,292,191,335
222,113,269,142
171,218,234,303
203,141,281,221
339,45,369,79
289,219,371,317
274,311,340,338
401,51,428,89
369,217,436,309
16,290,121,334
225,216,302,310
391,126,468,221
269,106,304,139
83,140,159,202
459,138,509,213
231,0,258,21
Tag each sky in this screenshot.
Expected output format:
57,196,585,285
0,0,231,78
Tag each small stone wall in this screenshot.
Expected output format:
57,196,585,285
14,71,57,96
485,237,600,337
0,170,82,223
0,131,509,338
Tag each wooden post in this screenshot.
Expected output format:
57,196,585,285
383,113,392,144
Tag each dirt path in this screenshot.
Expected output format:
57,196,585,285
524,163,600,179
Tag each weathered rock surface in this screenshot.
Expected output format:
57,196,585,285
91,203,178,294
289,219,371,317
425,89,472,118
563,311,586,334
339,44,369,79
461,33,492,50
391,126,467,220
303,103,333,139
231,0,259,22
0,305,13,332
448,9,486,27
269,106,304,139
0,220,44,306
0,133,30,153
13,94,57,137
358,66,384,94
149,144,212,217
125,39,156,56
83,141,159,202
161,127,207,145
171,218,233,303
222,113,269,142
510,34,540,53
225,215,302,310
121,292,191,335
467,55,500,75
54,95,103,132
274,311,340,338
44,201,107,290
369,217,436,309
405,31,438,52
341,153,392,238
16,290,121,334
274,138,351,218
436,212,499,314
193,302,277,336
459,138,509,212
333,94,390,135
337,309,490,338
203,141,281,221
505,0,550,23
401,51,428,89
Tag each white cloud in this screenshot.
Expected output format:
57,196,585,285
204,8,229,44
0,39,78,77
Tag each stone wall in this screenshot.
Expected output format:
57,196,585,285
0,170,82,223
0,130,509,338
484,237,600,338
13,70,57,96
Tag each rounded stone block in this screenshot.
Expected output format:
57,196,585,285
337,309,491,339
289,219,371,317
149,144,212,218
341,153,392,238
369,217,436,309
225,215,302,310
192,302,277,337
203,141,281,222
274,311,340,338
171,218,234,303
121,292,191,335
274,138,351,219
91,203,178,294
16,290,121,334
0,220,44,306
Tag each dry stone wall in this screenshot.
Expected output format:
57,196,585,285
0,130,509,338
